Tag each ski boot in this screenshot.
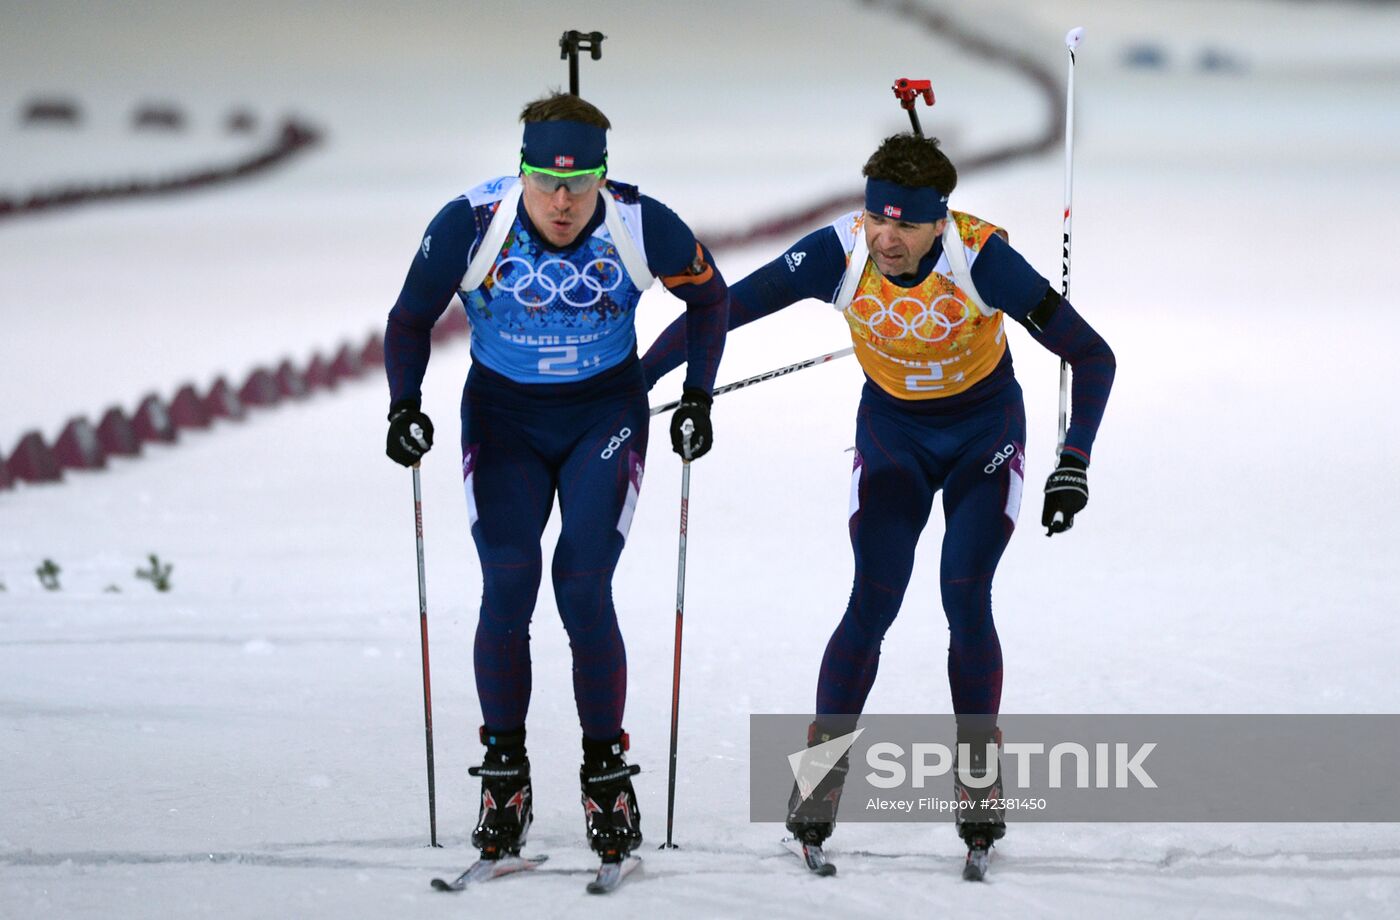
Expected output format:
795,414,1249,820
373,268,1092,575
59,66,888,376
783,721,855,875
785,721,854,847
954,725,1005,881
468,726,533,860
580,732,642,863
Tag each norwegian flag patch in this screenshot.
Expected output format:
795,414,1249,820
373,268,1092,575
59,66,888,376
883,205,902,219
554,155,575,168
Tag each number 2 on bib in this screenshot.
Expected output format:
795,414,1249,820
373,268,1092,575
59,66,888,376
904,364,943,391
538,345,579,376
904,363,965,392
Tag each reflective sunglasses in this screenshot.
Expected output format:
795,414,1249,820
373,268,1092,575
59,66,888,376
520,156,607,194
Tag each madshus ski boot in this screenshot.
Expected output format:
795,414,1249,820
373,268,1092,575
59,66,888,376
954,726,1006,882
782,721,854,877
581,732,643,894
431,727,547,891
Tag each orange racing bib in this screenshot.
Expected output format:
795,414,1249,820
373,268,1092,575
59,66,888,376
836,210,1008,399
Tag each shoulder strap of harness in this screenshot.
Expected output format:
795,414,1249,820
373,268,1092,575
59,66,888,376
460,181,523,292
833,227,869,312
601,191,654,291
941,219,995,317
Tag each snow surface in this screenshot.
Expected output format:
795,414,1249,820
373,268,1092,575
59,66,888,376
4,1,1400,917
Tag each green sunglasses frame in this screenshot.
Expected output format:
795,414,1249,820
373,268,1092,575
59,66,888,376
519,155,607,192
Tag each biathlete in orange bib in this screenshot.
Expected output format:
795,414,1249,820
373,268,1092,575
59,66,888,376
642,132,1115,858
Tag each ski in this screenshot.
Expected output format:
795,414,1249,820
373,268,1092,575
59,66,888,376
782,836,837,876
585,855,641,894
962,842,992,882
429,854,548,891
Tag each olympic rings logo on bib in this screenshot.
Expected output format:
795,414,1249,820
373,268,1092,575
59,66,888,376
492,256,625,308
848,293,972,343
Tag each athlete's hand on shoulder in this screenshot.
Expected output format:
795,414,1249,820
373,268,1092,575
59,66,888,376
670,388,713,461
386,398,434,466
1042,454,1088,536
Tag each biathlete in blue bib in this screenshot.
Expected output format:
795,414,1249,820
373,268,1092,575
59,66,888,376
643,133,1115,859
383,92,728,865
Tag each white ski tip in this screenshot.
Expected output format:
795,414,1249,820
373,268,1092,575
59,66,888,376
1065,27,1085,49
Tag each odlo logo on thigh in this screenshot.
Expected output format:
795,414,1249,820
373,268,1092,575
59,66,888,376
600,426,632,460
983,443,1017,475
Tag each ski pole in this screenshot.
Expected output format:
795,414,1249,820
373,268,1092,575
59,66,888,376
649,346,854,417
891,78,935,137
1057,27,1084,458
411,463,441,848
661,423,694,850
559,30,606,96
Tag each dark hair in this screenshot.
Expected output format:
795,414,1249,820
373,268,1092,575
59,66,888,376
519,92,612,130
862,133,957,195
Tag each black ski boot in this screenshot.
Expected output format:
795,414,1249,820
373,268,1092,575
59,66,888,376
469,726,532,860
785,721,854,847
954,725,1005,880
580,732,642,863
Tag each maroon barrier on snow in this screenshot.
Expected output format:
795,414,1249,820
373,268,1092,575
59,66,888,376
0,115,323,223
7,432,63,483
132,102,186,131
133,394,177,444
328,343,363,382
97,407,141,456
204,377,246,420
170,384,212,429
227,109,257,134
360,334,385,368
431,309,469,342
0,452,14,490
239,367,280,407
54,416,107,470
22,97,83,126
274,359,308,399
304,354,335,391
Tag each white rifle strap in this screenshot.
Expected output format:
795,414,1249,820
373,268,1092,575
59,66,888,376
942,219,996,317
601,191,654,291
460,181,524,292
833,228,869,312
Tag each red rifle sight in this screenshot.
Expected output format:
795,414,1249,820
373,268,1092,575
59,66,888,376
892,78,935,110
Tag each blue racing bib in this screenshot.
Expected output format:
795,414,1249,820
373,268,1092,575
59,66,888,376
458,177,650,382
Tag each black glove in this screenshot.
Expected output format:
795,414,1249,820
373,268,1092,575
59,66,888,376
386,398,434,467
670,387,713,461
1042,454,1088,536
